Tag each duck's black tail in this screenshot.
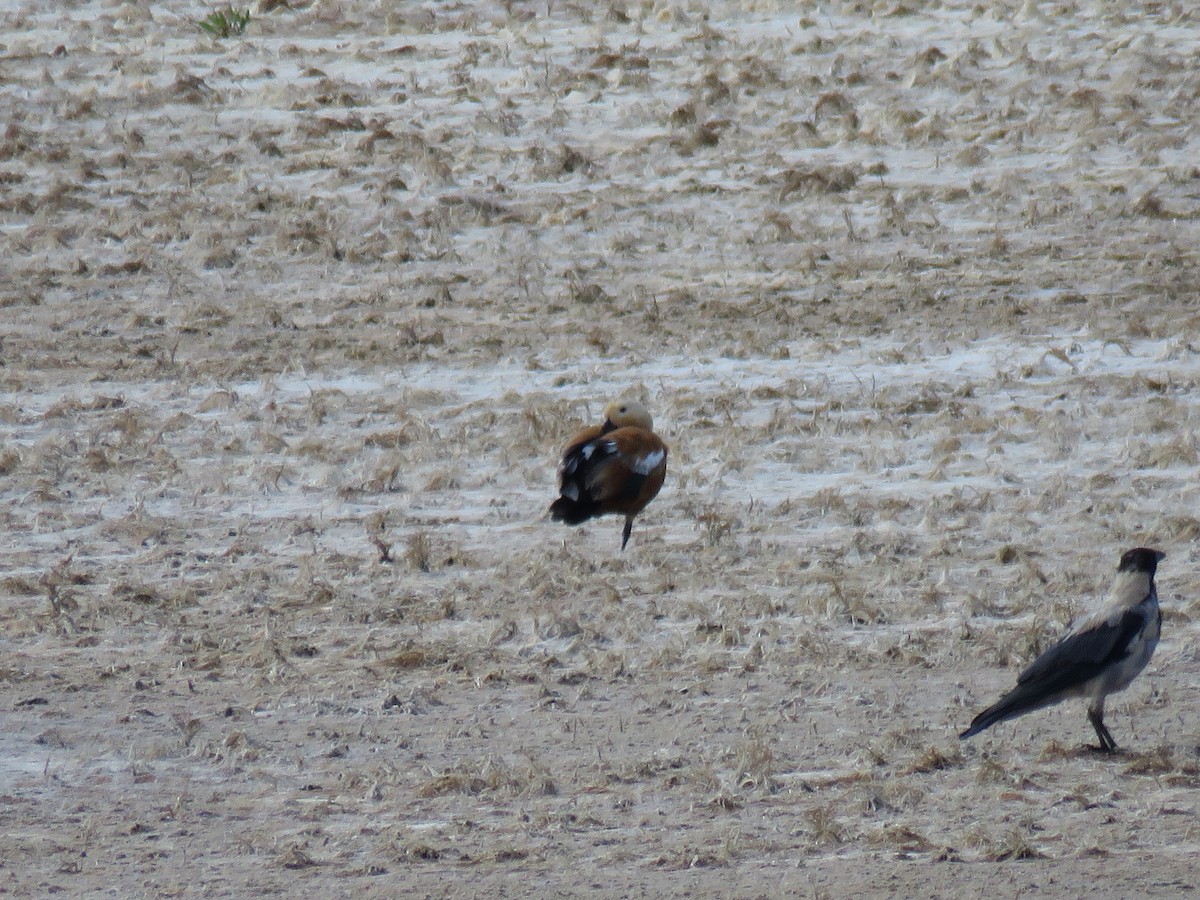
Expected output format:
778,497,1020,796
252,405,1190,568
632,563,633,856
549,496,597,525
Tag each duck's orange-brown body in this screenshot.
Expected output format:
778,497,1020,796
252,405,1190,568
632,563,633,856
549,400,668,550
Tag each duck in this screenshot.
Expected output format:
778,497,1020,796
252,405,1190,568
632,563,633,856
549,399,668,551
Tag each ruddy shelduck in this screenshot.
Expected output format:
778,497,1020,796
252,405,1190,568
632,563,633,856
549,399,668,550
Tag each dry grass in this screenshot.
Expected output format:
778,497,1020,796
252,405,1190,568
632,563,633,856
1,0,1199,896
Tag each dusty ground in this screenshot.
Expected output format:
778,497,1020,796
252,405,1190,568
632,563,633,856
3,0,1200,896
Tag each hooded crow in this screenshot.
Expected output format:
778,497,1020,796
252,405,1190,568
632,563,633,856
960,547,1165,752
549,399,668,551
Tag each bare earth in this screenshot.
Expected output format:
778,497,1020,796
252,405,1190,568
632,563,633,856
3,0,1200,896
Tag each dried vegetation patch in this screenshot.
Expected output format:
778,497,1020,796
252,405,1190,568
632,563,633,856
2,0,1200,895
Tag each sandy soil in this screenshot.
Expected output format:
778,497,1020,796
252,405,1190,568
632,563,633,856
3,0,1200,896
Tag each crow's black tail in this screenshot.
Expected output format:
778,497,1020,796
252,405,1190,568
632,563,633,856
960,682,1062,740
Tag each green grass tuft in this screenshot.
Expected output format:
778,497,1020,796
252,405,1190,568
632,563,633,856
197,6,252,38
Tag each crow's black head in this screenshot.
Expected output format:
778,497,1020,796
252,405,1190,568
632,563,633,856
1118,547,1166,575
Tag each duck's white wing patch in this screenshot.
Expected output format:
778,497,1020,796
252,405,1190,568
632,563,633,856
630,447,665,475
